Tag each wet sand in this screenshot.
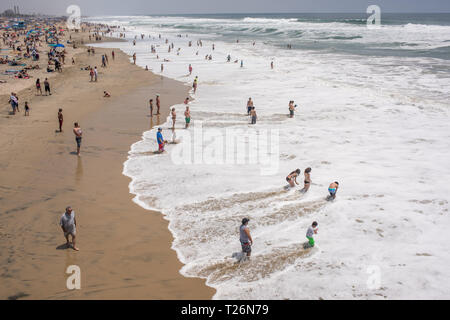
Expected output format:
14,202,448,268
0,31,214,299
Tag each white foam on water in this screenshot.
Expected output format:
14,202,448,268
89,16,450,299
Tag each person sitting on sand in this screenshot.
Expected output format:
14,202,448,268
328,182,339,200
286,169,301,188
301,168,312,193
60,206,79,251
157,127,166,153
103,91,111,98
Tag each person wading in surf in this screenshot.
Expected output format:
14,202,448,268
286,169,301,188
240,218,253,260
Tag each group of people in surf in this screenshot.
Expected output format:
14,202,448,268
285,168,339,201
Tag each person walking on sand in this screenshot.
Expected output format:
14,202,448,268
240,218,253,260
133,53,136,64
24,102,30,116
305,221,318,249
157,127,166,153
9,92,17,115
149,99,154,117
73,122,82,156
36,78,42,95
286,169,301,188
171,108,176,129
301,167,312,193
185,106,191,129
89,67,94,82
94,67,98,82
60,206,79,251
328,181,339,200
44,78,51,96
156,94,161,115
112,50,115,60
58,109,63,132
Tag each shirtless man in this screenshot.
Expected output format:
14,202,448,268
156,94,161,115
149,99,154,117
250,107,257,125
58,108,63,132
328,182,339,200
73,122,82,156
247,98,254,115
184,106,191,129
289,101,296,118
171,108,176,129
301,168,312,193
240,218,253,260
286,169,301,188
184,97,189,105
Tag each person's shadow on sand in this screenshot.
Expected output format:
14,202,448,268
56,243,71,250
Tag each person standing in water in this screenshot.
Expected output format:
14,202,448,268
247,98,254,115
250,107,257,125
240,218,253,260
157,127,166,153
289,101,296,118
189,64,192,75
149,99,154,117
305,221,318,248
73,122,82,156
156,94,161,115
301,168,312,193
60,206,79,251
193,76,198,93
328,182,339,200
171,108,176,129
184,106,191,129
286,169,301,188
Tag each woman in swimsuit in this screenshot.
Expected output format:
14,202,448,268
301,168,312,193
286,169,301,188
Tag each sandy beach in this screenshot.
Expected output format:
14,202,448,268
0,28,214,299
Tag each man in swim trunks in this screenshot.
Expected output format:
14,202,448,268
286,169,301,188
73,122,82,156
301,168,312,193
60,206,79,251
185,106,191,129
157,127,165,152
250,107,257,124
306,221,318,248
328,181,339,200
247,98,254,115
240,218,253,259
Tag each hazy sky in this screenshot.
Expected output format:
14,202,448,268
1,0,449,15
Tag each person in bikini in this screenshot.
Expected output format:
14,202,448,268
301,167,312,193
286,169,301,188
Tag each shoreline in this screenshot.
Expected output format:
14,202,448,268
0,30,215,299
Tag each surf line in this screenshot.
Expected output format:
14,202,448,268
180,304,215,318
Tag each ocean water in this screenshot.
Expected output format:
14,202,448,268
88,13,450,299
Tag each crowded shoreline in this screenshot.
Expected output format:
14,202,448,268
0,18,214,299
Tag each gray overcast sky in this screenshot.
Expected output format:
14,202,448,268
1,0,450,15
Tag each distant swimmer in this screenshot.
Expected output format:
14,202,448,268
240,60,244,68
247,97,254,115
240,218,253,260
304,221,318,249
286,169,301,188
185,106,191,129
157,127,166,153
300,168,312,193
327,182,339,201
